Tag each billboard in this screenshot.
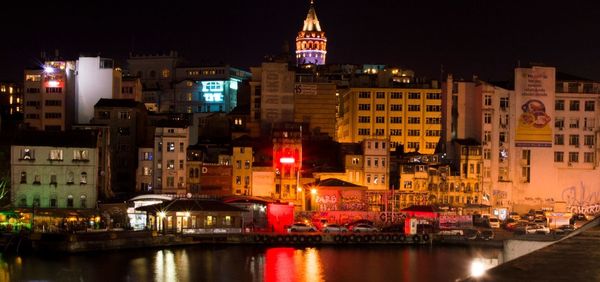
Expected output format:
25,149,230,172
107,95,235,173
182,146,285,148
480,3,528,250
514,67,555,147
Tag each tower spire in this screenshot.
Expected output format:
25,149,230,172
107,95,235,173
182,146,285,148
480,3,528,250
296,0,327,66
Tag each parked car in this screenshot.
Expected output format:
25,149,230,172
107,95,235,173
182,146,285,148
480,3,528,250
321,224,348,233
287,222,317,233
437,229,464,236
344,219,374,230
525,224,550,234
351,224,379,233
554,224,576,234
479,229,495,240
381,224,405,233
508,212,521,221
463,228,479,240
523,213,535,221
488,217,501,228
533,215,547,225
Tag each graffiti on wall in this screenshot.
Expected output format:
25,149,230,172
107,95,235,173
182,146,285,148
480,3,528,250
561,182,600,214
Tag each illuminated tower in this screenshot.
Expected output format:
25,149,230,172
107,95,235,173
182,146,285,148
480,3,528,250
296,0,327,66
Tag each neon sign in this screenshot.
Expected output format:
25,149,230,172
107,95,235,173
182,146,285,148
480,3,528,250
203,93,223,102
201,81,223,92
279,157,295,164
201,81,224,103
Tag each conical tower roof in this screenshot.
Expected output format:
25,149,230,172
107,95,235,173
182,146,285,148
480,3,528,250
302,0,322,32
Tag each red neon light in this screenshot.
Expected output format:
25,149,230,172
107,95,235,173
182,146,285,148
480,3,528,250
279,157,295,164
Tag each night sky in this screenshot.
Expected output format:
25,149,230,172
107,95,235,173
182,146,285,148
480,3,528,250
2,1,600,83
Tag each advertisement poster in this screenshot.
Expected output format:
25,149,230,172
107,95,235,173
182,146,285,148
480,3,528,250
514,67,555,147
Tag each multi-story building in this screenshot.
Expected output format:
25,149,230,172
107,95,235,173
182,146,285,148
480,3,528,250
76,56,122,124
0,82,23,116
249,61,296,136
127,51,180,91
185,146,204,195
231,146,253,195
136,147,154,194
11,130,99,209
337,84,443,154
117,76,143,102
23,60,76,131
91,99,148,199
442,66,600,218
294,82,337,138
198,163,233,196
295,0,327,66
362,138,390,191
272,122,303,203
174,65,251,114
153,120,189,195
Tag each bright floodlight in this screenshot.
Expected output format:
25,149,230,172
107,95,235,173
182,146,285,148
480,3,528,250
470,260,486,278
48,80,59,87
44,66,54,73
311,188,317,195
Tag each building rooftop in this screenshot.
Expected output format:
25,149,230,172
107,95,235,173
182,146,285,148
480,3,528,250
556,71,596,82
306,178,366,189
13,130,98,148
136,199,246,213
153,119,189,128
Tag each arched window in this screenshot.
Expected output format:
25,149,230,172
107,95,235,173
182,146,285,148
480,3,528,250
80,195,87,208
67,195,74,208
67,171,74,184
449,183,455,192
80,172,88,184
474,183,479,192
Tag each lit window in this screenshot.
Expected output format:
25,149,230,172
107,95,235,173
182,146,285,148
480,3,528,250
21,148,34,160
49,149,63,160
167,142,175,152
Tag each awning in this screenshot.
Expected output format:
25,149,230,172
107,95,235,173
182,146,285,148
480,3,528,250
13,208,100,218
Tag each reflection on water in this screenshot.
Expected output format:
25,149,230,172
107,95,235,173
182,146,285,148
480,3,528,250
0,245,502,282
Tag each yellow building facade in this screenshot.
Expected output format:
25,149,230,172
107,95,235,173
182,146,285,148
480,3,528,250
231,146,253,195
337,87,442,154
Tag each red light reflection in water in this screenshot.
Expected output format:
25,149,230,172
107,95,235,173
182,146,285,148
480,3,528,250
264,247,323,282
265,248,296,282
